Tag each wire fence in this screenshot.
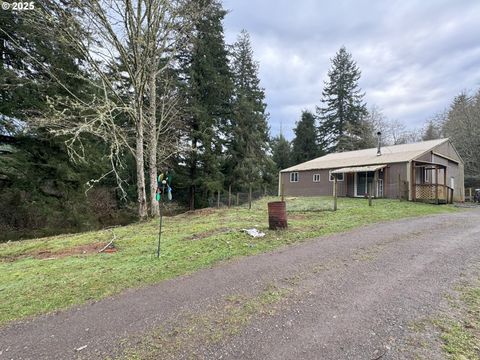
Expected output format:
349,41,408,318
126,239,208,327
465,187,480,202
207,189,274,209
206,188,337,212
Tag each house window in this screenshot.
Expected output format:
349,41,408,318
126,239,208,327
329,171,344,182
290,172,299,182
424,169,430,183
313,174,320,182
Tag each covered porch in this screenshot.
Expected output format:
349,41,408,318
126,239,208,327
412,160,454,204
331,164,387,198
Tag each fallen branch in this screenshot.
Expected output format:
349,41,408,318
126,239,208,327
98,230,116,253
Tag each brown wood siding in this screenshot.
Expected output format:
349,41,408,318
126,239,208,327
433,141,463,163
415,151,432,162
384,163,408,199
431,141,464,201
281,169,347,197
281,165,404,199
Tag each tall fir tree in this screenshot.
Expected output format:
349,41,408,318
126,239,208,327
271,134,291,170
225,30,270,192
422,118,443,141
443,91,480,184
317,46,368,152
178,0,234,210
0,5,88,133
291,110,320,164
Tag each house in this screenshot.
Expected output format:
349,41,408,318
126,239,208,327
279,138,464,203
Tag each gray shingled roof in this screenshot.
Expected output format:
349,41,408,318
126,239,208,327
280,138,448,172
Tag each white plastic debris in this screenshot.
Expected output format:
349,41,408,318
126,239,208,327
242,228,266,238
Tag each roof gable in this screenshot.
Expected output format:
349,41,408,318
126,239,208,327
281,138,449,172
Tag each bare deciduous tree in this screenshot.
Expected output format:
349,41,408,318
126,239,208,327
1,0,198,218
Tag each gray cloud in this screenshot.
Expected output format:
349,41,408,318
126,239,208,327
223,0,480,139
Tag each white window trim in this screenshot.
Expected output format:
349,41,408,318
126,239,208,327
329,171,344,182
290,172,299,183
313,174,320,182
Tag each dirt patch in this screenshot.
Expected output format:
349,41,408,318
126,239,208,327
187,227,231,241
1,242,114,262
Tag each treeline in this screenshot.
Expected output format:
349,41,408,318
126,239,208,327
1,1,479,240
0,0,272,240
271,47,480,187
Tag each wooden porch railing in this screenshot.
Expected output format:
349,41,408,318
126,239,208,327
414,184,454,204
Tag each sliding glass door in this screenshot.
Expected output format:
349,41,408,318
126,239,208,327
355,172,375,196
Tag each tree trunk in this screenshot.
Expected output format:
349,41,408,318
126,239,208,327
148,69,159,217
136,105,148,219
189,137,197,211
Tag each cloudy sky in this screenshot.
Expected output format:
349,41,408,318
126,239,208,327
222,0,480,139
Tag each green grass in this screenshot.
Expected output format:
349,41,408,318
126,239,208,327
0,196,457,326
436,279,480,359
121,284,290,359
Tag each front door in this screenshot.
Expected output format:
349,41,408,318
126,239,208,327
355,172,375,196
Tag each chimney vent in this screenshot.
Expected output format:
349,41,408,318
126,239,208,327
376,131,382,156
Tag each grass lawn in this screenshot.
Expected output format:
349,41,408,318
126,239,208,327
0,196,457,326
436,277,480,359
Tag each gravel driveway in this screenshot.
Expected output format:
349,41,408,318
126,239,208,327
1,209,480,359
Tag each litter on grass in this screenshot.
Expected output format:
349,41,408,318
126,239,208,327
242,228,266,238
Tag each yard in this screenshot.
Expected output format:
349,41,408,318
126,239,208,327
0,197,457,326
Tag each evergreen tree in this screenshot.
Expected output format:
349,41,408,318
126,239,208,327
271,134,291,170
422,118,443,141
443,91,480,184
0,7,133,239
317,46,368,152
225,30,270,192
291,110,320,164
0,6,88,133
178,0,234,210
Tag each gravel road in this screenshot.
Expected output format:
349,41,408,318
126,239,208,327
1,210,479,359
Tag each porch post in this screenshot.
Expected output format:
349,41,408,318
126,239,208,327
384,167,388,197
412,162,416,202
435,165,439,204
444,166,447,203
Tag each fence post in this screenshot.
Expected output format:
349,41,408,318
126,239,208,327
228,185,232,208
264,184,267,196
281,177,285,202
368,183,372,206
333,175,338,211
236,192,239,206
248,184,252,210
217,190,220,208
398,173,402,201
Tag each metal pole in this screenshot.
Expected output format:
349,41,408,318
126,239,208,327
157,183,165,258
157,203,163,258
